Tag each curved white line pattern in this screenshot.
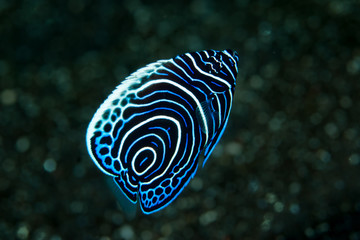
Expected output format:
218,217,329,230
132,146,156,176
86,49,239,214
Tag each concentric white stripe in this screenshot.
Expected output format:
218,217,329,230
118,115,181,184
132,146,157,176
134,79,210,143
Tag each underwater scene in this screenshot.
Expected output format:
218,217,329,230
1,0,360,239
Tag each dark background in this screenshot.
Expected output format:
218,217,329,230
1,0,360,239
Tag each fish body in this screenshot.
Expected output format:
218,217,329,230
86,49,239,214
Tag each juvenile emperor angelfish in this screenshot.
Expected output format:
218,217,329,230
86,49,239,214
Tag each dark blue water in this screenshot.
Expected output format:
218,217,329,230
1,0,360,239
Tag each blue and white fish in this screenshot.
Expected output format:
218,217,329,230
86,49,239,214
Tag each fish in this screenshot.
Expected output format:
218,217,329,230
86,49,239,214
